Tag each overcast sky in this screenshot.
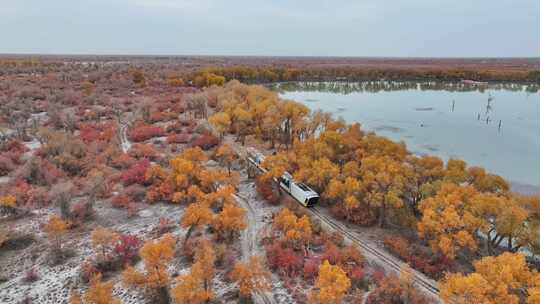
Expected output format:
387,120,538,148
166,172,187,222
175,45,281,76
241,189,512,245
1,0,539,57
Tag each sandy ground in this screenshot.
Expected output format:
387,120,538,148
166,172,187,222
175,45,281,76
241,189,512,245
0,201,190,304
235,175,296,304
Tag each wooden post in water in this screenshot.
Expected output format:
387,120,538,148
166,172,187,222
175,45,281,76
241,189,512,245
452,100,455,112
498,120,502,132
477,113,481,121
486,116,490,124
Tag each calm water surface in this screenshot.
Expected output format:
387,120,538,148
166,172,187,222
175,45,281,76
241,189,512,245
275,82,540,189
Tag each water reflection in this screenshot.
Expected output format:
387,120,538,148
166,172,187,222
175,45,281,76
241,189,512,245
269,81,540,95
277,81,540,188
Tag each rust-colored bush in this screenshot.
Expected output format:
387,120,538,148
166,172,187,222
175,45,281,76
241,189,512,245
190,134,219,150
129,124,165,142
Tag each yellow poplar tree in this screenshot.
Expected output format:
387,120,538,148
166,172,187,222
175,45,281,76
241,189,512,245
230,256,271,299
311,260,351,304
123,234,176,291
417,183,483,259
441,252,540,304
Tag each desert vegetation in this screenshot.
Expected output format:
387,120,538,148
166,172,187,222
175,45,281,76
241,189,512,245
0,56,539,304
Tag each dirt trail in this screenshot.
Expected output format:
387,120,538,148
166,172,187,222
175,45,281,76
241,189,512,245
234,175,295,304
119,122,132,153
226,137,441,303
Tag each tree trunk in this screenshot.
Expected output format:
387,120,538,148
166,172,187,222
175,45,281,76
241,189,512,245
184,225,195,245
378,203,386,228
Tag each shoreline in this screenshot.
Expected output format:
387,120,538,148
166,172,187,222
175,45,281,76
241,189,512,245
510,181,540,195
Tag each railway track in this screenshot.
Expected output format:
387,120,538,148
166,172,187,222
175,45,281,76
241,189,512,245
308,207,440,298
243,154,441,301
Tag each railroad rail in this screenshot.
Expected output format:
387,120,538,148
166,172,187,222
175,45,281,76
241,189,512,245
244,152,441,301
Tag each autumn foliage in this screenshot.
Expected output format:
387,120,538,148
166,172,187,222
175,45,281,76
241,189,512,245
230,256,271,299
70,274,121,304
309,260,351,304
171,239,216,304
440,252,540,304
123,234,176,300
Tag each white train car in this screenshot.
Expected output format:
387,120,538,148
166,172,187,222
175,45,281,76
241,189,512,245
278,172,320,207
246,148,320,207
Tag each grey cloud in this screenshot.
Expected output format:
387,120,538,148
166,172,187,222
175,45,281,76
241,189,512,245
0,0,538,56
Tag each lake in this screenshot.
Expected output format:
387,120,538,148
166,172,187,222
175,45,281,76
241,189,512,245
273,81,540,192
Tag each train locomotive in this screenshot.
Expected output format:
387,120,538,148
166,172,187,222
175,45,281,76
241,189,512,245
246,148,320,207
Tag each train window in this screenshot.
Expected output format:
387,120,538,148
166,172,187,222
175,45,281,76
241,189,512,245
307,197,319,206
297,183,311,192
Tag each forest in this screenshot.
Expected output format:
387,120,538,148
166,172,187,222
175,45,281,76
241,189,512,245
0,57,539,304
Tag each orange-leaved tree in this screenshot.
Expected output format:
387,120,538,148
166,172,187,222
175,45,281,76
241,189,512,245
123,234,176,302
359,155,407,227
230,256,271,299
0,194,16,211
171,239,216,304
215,144,237,176
44,214,69,251
310,260,351,304
273,208,312,248
325,177,362,221
417,183,483,259
91,226,119,259
70,273,121,304
212,202,247,242
181,202,213,243
440,252,540,304
208,112,231,139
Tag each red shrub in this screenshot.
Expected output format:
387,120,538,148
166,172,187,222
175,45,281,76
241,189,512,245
0,154,16,176
157,217,174,235
22,267,39,283
384,236,411,260
1,140,28,153
12,181,32,204
122,184,146,202
190,134,219,150
16,158,63,186
128,144,158,160
322,242,342,265
111,194,131,209
26,186,52,208
121,159,150,186
79,122,117,143
331,203,377,226
129,124,165,142
348,266,365,284
166,133,191,144
255,176,280,205
111,153,137,169
70,201,94,224
114,234,141,266
148,111,176,123
165,122,184,133
384,236,453,280
80,259,99,283
371,269,385,284
79,123,101,143
303,257,321,282
266,242,303,278
126,202,139,218
179,119,196,127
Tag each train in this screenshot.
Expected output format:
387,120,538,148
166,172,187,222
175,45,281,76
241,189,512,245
246,148,320,207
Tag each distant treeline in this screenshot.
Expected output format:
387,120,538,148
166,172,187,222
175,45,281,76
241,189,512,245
189,65,540,84
269,80,540,94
